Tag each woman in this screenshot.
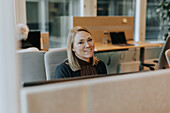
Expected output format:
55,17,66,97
54,26,107,78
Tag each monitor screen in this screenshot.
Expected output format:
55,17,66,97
110,32,127,44
27,31,41,50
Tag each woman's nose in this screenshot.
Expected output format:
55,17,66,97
85,41,91,47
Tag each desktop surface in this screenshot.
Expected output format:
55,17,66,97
94,41,162,52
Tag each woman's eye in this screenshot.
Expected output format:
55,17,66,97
88,38,92,42
79,41,84,44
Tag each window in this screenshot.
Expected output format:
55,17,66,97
26,0,166,48
97,0,136,16
26,0,137,48
26,1,39,30
26,0,81,48
145,0,169,41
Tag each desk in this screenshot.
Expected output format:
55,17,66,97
94,41,162,70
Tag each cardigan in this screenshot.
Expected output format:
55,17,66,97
54,59,107,79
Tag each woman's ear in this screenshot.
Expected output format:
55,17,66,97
72,44,75,51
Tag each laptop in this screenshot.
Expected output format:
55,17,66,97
110,32,134,46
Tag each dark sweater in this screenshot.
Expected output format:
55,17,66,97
54,59,107,79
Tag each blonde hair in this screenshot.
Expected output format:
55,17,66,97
16,23,29,40
67,26,99,71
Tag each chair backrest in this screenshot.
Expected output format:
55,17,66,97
158,35,170,69
44,48,67,80
165,49,170,68
18,51,46,82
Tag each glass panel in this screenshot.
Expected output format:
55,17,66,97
26,0,138,48
48,0,80,48
26,1,39,30
26,0,81,48
26,0,49,32
97,0,135,16
146,0,169,41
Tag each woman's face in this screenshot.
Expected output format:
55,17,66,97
73,31,95,62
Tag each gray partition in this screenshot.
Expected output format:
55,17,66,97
18,51,46,82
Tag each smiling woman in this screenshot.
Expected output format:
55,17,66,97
54,26,107,79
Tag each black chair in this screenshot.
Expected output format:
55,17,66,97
142,35,170,70
165,49,170,68
158,35,170,69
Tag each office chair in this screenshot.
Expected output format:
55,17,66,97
142,35,170,70
18,51,46,82
44,48,67,80
158,35,170,69
165,49,170,68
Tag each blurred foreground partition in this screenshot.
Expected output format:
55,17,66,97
21,69,170,113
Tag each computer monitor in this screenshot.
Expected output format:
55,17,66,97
109,32,134,46
110,32,127,44
27,31,41,50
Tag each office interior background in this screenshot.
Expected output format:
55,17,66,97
0,0,169,113
26,0,168,74
25,0,169,74
26,0,168,48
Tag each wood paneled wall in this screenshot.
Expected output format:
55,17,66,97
41,32,49,51
73,16,134,43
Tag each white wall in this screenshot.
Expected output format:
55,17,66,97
134,0,147,42
15,0,27,24
80,0,97,16
0,0,20,113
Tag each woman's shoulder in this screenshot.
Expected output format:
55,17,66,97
96,59,107,74
96,59,107,69
97,59,105,66
57,60,69,68
55,60,72,78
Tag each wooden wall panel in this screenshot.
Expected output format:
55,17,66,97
73,16,134,43
41,32,49,51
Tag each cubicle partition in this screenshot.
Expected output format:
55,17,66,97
73,16,134,43
21,69,170,113
41,32,49,51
